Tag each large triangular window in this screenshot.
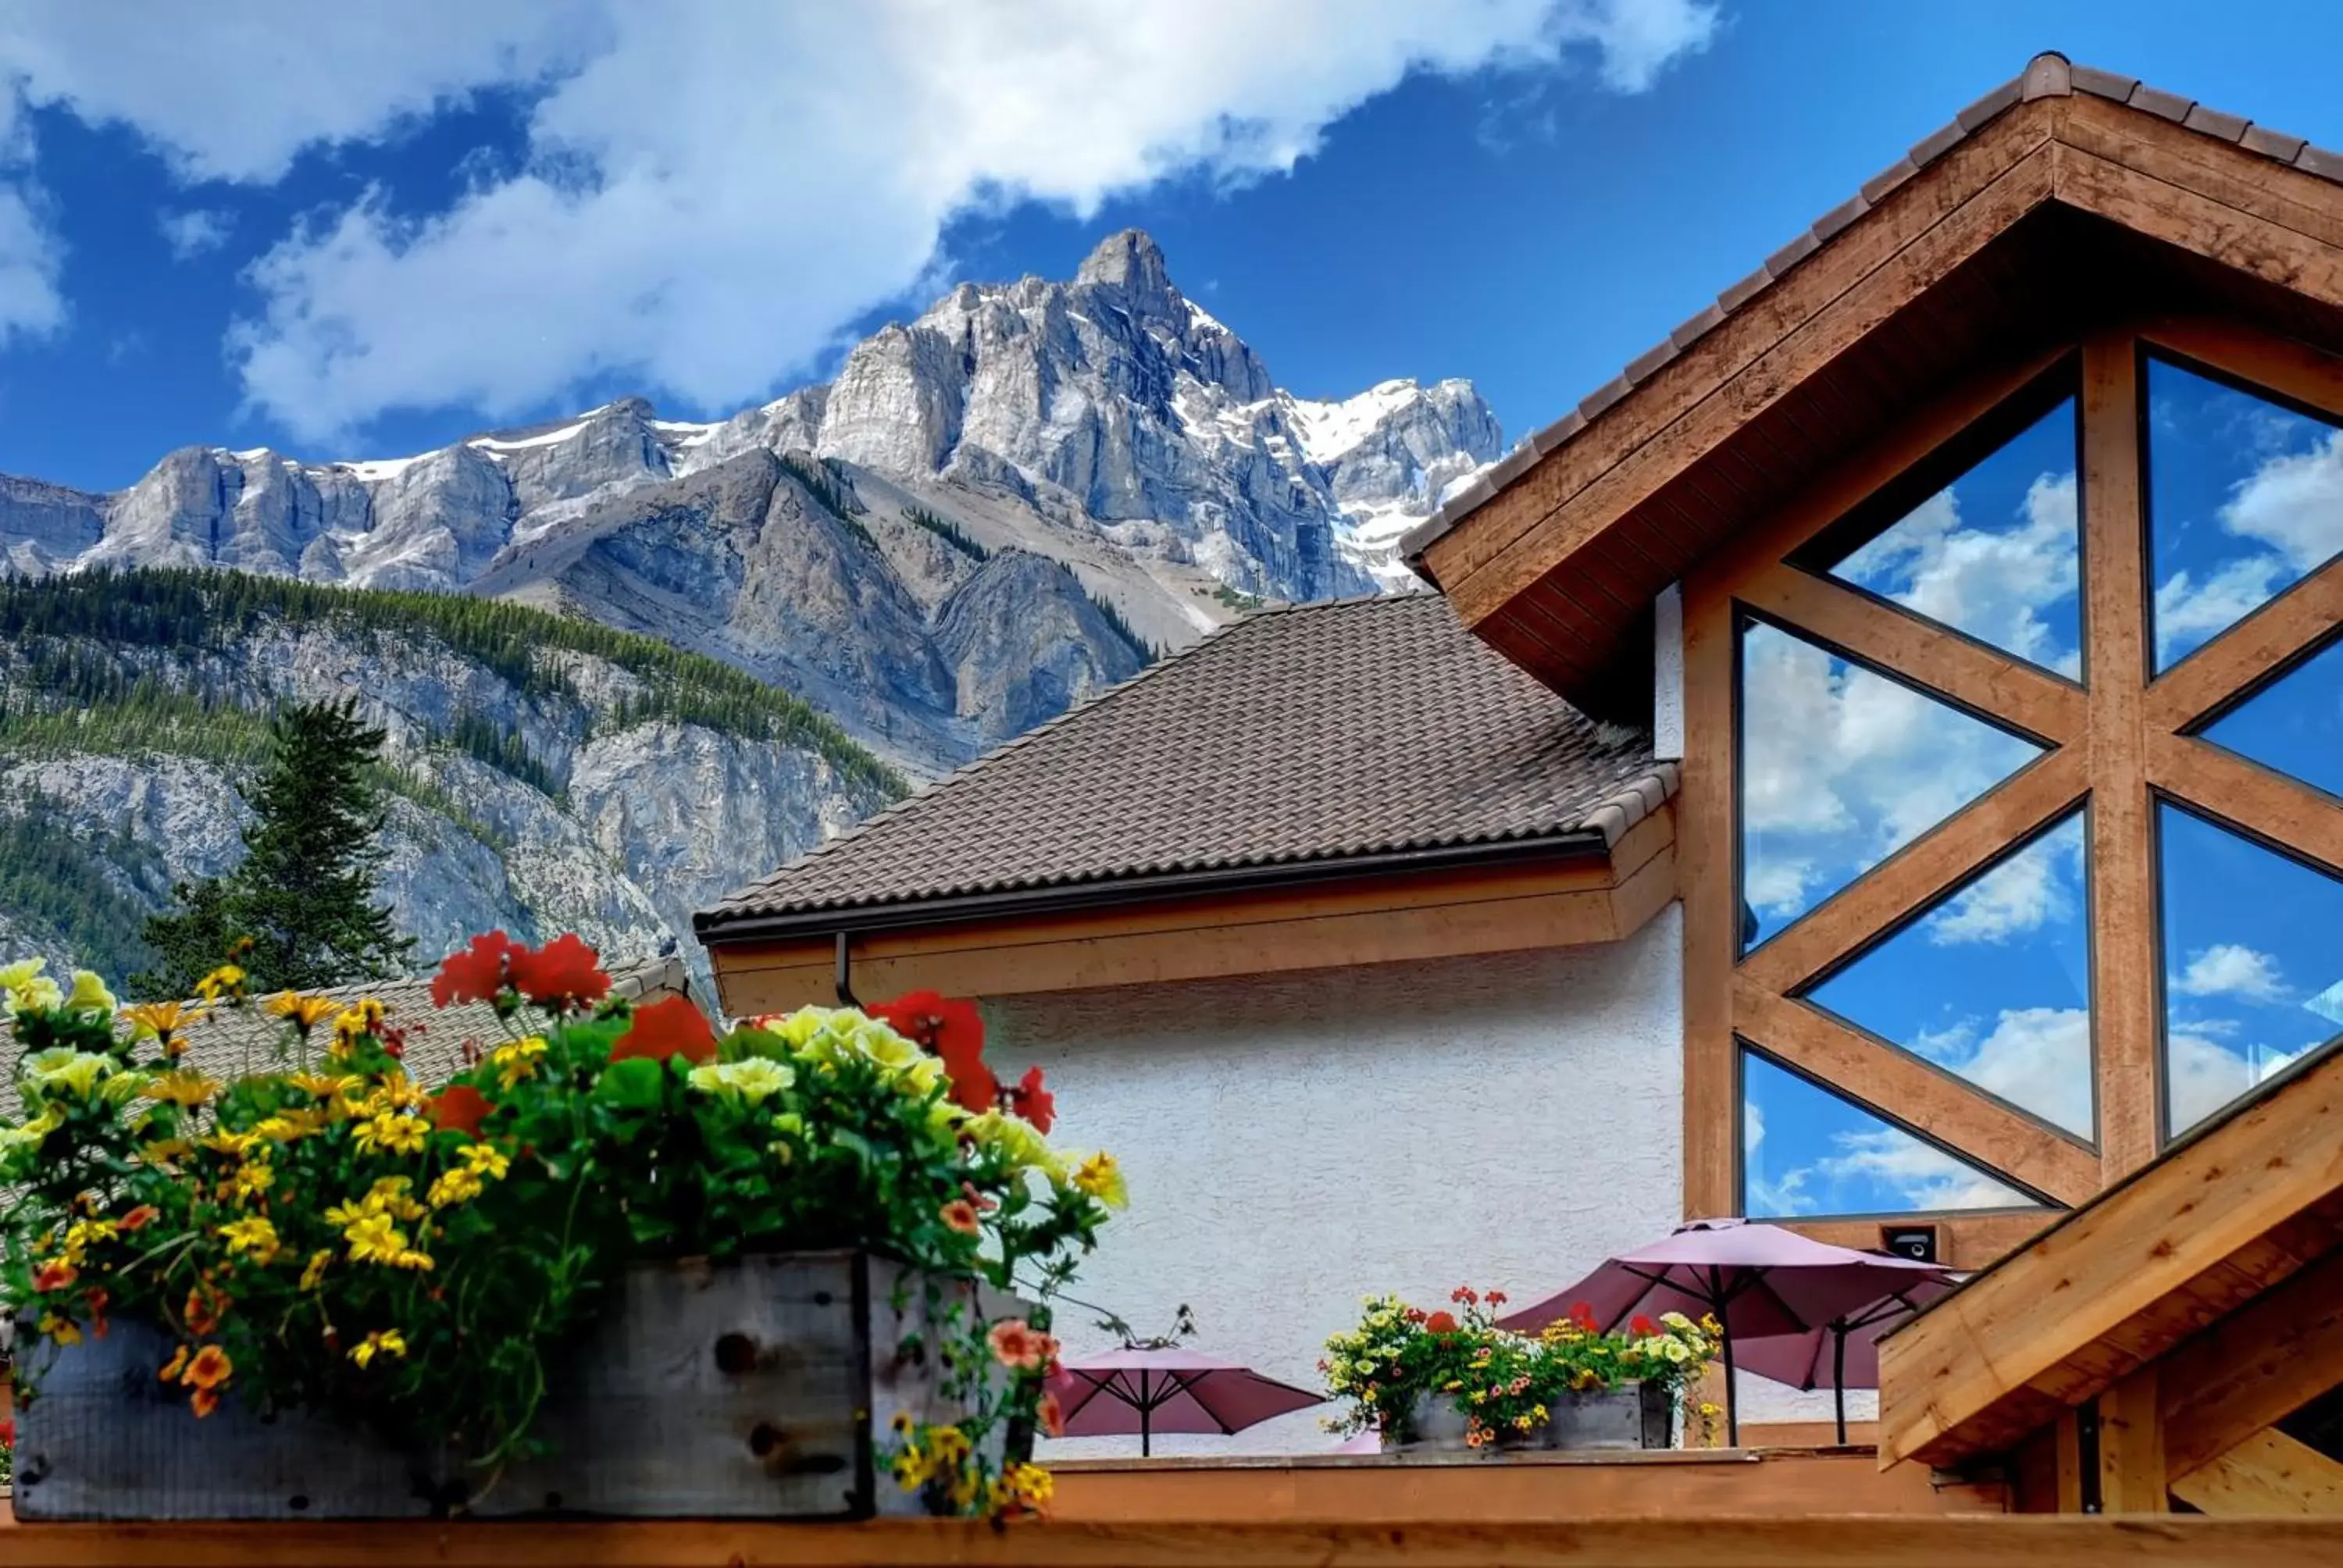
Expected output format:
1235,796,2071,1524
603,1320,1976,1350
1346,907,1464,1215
1804,383,2081,677
2148,354,2343,672
1803,812,2094,1140
2159,802,2343,1136
1737,618,2045,950
1740,1049,2038,1218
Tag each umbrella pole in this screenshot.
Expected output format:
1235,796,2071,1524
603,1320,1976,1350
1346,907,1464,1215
1709,1266,1740,1449
1139,1371,1151,1459
1831,1322,1848,1446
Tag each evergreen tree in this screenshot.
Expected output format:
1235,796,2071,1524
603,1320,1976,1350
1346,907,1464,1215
135,699,415,996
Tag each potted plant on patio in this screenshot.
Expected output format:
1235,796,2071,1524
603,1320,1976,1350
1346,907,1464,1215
1321,1286,1718,1452
0,944,1123,1521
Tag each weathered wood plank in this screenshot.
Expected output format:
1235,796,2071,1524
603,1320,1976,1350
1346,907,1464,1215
2,1514,2342,1566
2171,1429,2343,1516
14,1255,1020,1521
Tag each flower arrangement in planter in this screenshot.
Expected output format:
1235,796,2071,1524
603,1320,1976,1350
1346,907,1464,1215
1321,1286,1720,1452
0,946,1122,1520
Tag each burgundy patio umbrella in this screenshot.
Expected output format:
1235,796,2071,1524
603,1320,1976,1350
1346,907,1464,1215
1733,1274,1956,1444
1047,1346,1325,1456
1496,1220,1952,1445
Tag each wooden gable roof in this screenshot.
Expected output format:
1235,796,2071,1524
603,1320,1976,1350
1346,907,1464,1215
1408,54,2343,718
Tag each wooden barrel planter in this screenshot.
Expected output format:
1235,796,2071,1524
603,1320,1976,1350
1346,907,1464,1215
12,1251,1028,1521
1394,1383,1674,1452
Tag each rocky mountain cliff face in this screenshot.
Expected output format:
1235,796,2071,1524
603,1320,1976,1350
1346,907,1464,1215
0,232,1498,991
0,231,1500,777
0,572,897,994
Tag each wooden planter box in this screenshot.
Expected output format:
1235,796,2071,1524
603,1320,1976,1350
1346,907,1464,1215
1396,1382,1674,1452
12,1251,1028,1521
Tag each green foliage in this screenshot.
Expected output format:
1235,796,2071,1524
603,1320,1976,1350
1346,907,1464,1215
900,504,990,562
778,454,876,548
448,709,562,800
0,568,900,796
0,796,163,984
0,956,1115,1511
137,699,415,998
1210,583,1265,612
1323,1290,1720,1448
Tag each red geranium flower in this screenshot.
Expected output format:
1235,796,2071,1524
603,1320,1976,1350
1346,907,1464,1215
1425,1310,1459,1335
432,931,519,1008
871,990,997,1114
1571,1302,1599,1332
431,1085,494,1136
1450,1286,1478,1305
609,995,718,1064
0,1417,14,1449
1485,1290,1508,1307
1007,1064,1055,1134
508,933,610,1014
1630,1314,1659,1337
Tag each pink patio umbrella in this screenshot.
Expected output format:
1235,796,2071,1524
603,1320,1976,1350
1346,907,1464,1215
1733,1274,1956,1444
1496,1220,1952,1446
1047,1346,1325,1457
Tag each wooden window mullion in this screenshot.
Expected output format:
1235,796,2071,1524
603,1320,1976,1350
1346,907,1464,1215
2079,333,2160,1178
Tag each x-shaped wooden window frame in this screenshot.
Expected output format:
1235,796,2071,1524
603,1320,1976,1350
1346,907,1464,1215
1679,319,2343,1256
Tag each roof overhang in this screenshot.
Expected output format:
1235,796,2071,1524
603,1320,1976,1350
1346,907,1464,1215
1409,55,2343,716
694,825,1610,946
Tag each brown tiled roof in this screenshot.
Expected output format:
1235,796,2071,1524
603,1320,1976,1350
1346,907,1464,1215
1401,52,2343,564
697,594,1672,935
0,957,693,1117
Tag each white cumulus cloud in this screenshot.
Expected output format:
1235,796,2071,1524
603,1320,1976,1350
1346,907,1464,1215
0,94,63,345
158,208,235,261
0,0,1717,441
2174,942,2288,1003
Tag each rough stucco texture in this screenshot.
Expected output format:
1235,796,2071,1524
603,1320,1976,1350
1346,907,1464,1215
988,907,1685,1457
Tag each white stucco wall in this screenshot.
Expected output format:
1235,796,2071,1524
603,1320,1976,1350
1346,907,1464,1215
1653,582,1684,762
987,907,1685,1457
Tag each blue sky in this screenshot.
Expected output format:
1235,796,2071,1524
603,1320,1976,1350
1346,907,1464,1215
9,2,2343,491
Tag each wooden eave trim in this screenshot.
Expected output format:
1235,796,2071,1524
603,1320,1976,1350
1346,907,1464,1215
709,807,1678,1014
1875,1046,2343,1470
1428,101,2066,624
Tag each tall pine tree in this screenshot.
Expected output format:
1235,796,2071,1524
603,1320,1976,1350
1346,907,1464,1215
136,699,415,997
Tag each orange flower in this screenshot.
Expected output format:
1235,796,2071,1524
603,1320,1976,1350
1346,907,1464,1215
430,1085,493,1136
184,1284,226,1336
191,1389,220,1419
118,1204,160,1232
609,996,718,1064
507,934,611,1013
940,1199,982,1236
431,931,519,1008
31,1260,77,1293
986,1318,1057,1370
159,1345,191,1384
1038,1388,1065,1438
182,1345,233,1391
